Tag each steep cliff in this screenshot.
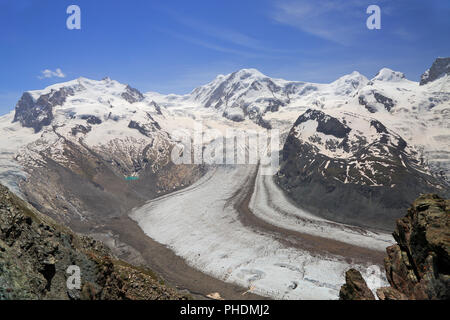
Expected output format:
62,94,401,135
340,194,449,300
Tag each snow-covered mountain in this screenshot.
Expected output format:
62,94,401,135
0,77,203,227
148,58,449,184
276,108,447,230
272,59,449,229
0,57,448,300
150,68,369,128
0,57,448,231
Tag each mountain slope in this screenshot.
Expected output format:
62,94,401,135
0,57,448,249
276,109,448,230
0,77,203,230
148,59,449,186
0,183,185,300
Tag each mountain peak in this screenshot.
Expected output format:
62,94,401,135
334,71,368,82
372,68,406,82
420,57,450,85
230,68,266,80
330,71,368,95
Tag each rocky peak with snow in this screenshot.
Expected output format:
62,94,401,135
13,87,75,133
329,71,369,96
188,68,295,124
1,76,201,227
420,57,450,85
371,68,406,82
121,84,145,104
12,78,150,134
277,108,448,230
1,57,449,230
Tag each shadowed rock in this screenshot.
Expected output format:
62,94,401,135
121,85,145,103
379,194,450,300
420,57,450,85
339,269,375,300
13,87,74,133
340,194,449,300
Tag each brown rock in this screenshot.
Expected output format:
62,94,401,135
385,194,450,299
376,287,408,300
339,268,375,300
341,194,449,300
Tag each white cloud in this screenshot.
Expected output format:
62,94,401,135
38,68,66,79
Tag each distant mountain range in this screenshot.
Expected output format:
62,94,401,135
0,57,448,231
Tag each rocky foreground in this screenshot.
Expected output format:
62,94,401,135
0,184,186,300
340,194,449,300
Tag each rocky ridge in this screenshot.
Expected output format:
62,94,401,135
0,183,186,300
276,109,448,230
420,57,450,85
340,194,449,300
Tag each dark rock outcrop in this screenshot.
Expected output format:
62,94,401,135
13,87,74,133
128,119,161,137
339,269,376,300
377,194,450,300
420,57,450,85
0,184,186,300
373,92,395,111
358,91,395,113
80,115,102,125
71,124,91,136
121,85,145,104
293,109,351,138
149,101,163,115
358,95,377,113
340,194,449,300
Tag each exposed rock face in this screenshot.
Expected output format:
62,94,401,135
17,129,203,231
149,101,163,115
128,118,161,137
121,85,145,103
378,194,450,299
420,57,450,85
0,184,186,300
340,194,449,300
80,114,102,125
13,87,74,133
71,124,91,136
339,269,375,300
276,109,448,230
292,109,351,138
373,92,395,111
358,90,396,113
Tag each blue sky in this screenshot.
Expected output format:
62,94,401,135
0,0,449,114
